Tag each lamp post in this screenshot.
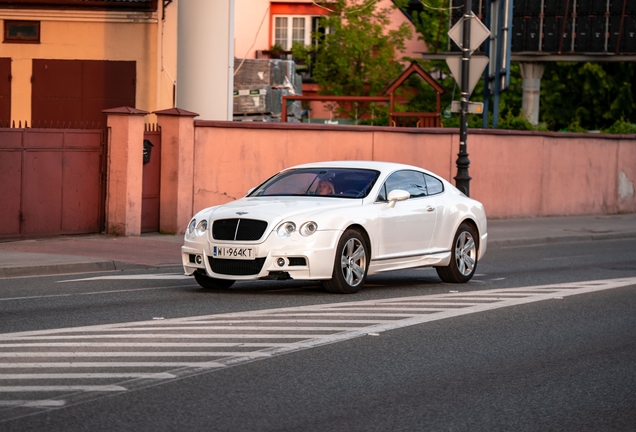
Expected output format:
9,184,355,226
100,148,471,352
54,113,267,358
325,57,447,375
454,0,472,197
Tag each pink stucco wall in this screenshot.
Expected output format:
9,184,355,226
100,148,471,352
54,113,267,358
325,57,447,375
190,122,636,222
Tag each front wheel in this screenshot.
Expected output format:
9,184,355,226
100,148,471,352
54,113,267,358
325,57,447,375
436,222,478,283
193,271,235,289
323,229,369,294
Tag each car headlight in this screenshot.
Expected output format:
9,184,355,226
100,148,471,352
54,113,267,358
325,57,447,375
188,219,197,235
195,220,208,236
299,221,318,236
276,221,296,238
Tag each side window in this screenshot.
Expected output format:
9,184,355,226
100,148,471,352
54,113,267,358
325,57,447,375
377,170,427,201
424,174,444,195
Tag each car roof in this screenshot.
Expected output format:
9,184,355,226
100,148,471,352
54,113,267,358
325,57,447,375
288,160,429,173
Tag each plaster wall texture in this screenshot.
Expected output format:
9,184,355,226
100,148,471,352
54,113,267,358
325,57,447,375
185,124,636,223
0,9,163,121
105,114,145,236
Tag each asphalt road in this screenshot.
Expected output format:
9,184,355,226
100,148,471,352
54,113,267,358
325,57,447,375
0,238,635,431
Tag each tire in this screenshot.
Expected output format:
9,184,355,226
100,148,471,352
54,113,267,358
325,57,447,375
323,229,369,294
436,222,478,283
193,271,235,289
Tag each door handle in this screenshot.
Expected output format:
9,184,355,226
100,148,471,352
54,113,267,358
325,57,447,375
426,206,435,212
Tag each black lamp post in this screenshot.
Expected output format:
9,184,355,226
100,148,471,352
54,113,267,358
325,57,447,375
454,0,472,197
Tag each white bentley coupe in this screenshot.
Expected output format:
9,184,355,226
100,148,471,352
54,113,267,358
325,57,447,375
182,161,487,293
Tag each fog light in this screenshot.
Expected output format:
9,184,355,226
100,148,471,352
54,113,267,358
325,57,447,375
277,258,286,267
195,255,203,265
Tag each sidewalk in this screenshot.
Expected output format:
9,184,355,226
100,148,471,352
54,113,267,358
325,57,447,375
0,213,635,279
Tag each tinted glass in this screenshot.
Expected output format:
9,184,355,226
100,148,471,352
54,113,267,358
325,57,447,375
380,170,427,200
424,174,444,195
249,168,380,198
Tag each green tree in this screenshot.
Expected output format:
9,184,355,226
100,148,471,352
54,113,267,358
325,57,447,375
540,62,636,131
292,0,412,122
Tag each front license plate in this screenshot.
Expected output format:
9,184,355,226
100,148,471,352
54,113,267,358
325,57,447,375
213,246,255,260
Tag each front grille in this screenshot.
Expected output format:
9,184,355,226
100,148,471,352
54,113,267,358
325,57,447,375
208,257,266,276
212,218,268,241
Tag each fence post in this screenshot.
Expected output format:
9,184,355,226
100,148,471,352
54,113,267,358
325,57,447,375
103,107,149,236
154,107,199,234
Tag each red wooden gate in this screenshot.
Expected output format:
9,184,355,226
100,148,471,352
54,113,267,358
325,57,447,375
31,59,136,127
0,58,10,122
142,125,161,233
0,126,104,239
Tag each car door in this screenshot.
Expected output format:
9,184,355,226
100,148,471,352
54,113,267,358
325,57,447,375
375,170,438,259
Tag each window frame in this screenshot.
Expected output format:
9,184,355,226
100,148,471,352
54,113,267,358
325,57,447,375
272,14,315,50
3,20,40,44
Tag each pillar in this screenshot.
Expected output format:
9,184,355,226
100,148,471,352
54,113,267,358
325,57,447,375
176,0,234,120
103,107,149,237
154,107,198,234
520,62,545,126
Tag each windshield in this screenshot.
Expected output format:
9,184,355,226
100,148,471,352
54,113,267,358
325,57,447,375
248,168,380,198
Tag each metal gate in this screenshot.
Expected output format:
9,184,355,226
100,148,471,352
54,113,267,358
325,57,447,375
0,126,104,239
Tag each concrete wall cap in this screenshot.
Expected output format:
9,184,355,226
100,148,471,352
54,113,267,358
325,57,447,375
102,106,149,115
154,107,199,117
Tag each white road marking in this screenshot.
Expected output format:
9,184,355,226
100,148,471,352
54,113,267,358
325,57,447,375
0,362,224,368
0,352,271,358
58,274,191,282
12,334,334,340
0,286,184,302
0,400,66,407
115,325,362,331
0,277,634,420
0,373,175,379
0,385,126,392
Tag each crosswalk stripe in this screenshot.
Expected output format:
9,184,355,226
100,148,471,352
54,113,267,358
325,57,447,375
12,334,334,340
0,352,271,358
0,385,126,392
0,362,224,368
0,373,175,379
0,400,66,407
0,343,294,348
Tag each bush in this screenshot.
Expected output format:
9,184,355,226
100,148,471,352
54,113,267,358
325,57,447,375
602,119,636,134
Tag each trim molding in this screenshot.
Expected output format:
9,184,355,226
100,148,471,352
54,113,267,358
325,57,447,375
0,9,157,23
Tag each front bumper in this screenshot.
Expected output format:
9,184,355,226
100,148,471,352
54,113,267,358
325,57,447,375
182,230,341,281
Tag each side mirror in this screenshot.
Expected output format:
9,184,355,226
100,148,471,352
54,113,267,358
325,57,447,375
387,189,410,208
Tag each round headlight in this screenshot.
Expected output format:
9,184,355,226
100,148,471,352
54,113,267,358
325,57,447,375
188,219,197,234
299,221,318,236
276,222,296,238
195,220,208,236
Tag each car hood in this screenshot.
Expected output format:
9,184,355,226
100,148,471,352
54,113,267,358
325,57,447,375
204,196,362,224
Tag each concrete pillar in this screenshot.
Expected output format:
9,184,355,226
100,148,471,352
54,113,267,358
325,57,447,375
520,62,545,126
154,107,198,234
103,107,149,237
176,0,234,120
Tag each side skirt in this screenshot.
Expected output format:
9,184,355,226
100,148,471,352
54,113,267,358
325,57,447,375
368,250,451,275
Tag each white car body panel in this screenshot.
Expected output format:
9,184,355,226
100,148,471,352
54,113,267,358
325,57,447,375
182,161,487,285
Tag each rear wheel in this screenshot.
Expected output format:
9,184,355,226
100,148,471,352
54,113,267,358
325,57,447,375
323,229,369,294
436,222,478,283
193,271,235,289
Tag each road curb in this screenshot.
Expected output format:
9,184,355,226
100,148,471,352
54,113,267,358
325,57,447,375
488,232,636,249
0,261,181,279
